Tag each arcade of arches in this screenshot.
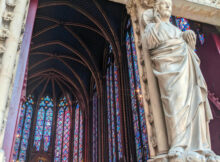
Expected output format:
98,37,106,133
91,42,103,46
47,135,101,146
0,0,219,162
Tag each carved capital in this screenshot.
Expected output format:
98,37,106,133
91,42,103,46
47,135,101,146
0,28,10,40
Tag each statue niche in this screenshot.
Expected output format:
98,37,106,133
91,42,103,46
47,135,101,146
142,0,220,161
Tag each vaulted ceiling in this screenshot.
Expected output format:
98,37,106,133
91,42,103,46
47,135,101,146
27,0,125,110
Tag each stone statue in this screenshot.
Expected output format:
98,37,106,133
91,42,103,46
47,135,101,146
142,0,220,161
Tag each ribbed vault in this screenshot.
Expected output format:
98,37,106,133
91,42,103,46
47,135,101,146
27,0,125,112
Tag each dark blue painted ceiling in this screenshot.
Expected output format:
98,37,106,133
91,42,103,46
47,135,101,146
27,0,125,107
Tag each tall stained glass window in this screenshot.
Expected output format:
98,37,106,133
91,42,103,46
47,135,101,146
13,95,34,162
34,96,53,151
125,19,150,161
73,104,84,162
106,47,123,161
170,16,205,45
92,88,98,162
54,97,71,162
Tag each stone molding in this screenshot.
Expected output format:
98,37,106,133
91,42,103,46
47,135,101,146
110,0,220,26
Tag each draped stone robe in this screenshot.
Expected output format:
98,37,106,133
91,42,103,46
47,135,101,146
144,22,213,153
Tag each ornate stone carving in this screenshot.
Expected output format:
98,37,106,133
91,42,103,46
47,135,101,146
0,28,9,40
2,11,14,22
126,0,136,15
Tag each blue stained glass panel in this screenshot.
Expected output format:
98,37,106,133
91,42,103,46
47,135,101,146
125,23,150,160
131,27,150,159
54,108,64,162
107,67,113,161
34,96,53,151
13,103,26,160
62,107,70,161
73,104,80,162
79,111,83,161
19,104,33,161
110,65,117,161
34,107,45,151
126,31,143,160
175,17,190,31
13,95,34,161
44,108,53,151
114,64,123,159
92,92,98,162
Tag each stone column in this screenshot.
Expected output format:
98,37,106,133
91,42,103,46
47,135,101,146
125,0,169,159
0,0,30,161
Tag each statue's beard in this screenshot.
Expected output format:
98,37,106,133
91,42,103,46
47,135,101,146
158,10,171,20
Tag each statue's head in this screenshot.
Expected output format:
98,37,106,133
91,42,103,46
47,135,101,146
154,0,172,22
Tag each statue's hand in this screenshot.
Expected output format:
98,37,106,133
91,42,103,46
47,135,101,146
182,30,196,50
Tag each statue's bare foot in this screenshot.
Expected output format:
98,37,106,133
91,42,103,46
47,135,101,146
169,147,185,162
168,147,185,157
186,151,206,162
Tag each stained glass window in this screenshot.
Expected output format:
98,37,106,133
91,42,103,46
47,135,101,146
92,90,98,162
170,16,205,45
54,97,71,162
175,17,190,31
73,104,84,162
13,95,34,162
125,20,150,161
34,96,53,151
106,46,123,161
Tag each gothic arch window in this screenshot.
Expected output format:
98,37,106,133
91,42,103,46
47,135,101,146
92,85,98,162
33,96,54,151
13,95,34,161
73,103,84,162
54,97,71,161
106,47,123,161
125,19,150,161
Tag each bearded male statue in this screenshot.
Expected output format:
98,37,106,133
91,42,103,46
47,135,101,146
142,0,220,161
